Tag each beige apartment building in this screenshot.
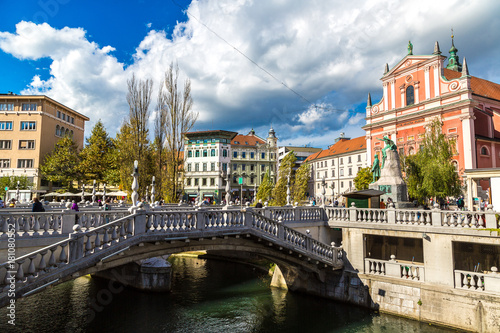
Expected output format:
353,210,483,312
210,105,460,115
0,93,89,191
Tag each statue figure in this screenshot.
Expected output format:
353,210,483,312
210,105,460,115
371,154,381,183
376,136,397,168
407,40,413,55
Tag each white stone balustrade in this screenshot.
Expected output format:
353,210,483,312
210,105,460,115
0,208,342,303
454,269,500,293
326,206,499,230
364,258,425,281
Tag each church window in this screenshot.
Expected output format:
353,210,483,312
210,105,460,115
480,146,490,156
406,85,414,106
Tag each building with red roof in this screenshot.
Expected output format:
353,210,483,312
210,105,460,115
305,134,367,202
230,127,278,201
363,37,500,208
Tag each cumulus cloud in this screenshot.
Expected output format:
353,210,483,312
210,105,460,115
1,0,500,147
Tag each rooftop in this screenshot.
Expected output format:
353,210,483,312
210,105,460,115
231,134,266,146
305,136,366,162
443,68,500,102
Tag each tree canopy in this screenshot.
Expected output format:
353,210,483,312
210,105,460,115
79,120,115,186
292,162,310,204
404,118,461,203
354,167,373,190
39,136,81,190
271,152,297,206
256,170,274,203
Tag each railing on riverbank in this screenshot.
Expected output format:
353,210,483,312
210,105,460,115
364,258,425,281
454,269,500,293
325,205,499,230
0,207,343,305
0,210,130,238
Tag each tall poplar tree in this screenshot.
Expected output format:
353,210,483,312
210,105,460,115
292,162,311,204
256,170,274,203
271,152,297,206
156,62,198,202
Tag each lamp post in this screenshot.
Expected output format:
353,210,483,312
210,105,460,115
103,183,107,203
197,184,201,205
151,176,156,206
131,160,139,207
286,170,291,206
16,181,20,203
92,180,96,204
81,184,85,203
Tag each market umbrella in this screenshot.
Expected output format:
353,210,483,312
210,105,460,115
107,191,128,197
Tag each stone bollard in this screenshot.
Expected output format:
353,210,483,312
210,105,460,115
68,224,84,263
133,210,147,235
387,204,396,224
61,203,77,234
349,202,357,222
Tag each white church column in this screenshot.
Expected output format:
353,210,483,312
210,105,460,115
461,112,476,169
391,80,396,110
424,67,431,100
433,64,440,98
383,83,388,111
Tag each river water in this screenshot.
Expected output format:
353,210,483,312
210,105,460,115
1,256,456,333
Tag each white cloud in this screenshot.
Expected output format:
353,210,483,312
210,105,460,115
1,0,500,148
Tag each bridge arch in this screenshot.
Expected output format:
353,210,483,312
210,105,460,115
0,209,343,306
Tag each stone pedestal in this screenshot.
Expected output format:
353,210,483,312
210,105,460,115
92,256,172,292
369,149,408,205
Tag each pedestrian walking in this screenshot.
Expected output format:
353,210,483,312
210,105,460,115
32,197,45,212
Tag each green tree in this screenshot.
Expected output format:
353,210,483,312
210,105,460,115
292,162,310,204
404,118,461,203
79,120,115,186
256,170,274,203
0,176,32,198
271,152,297,206
39,136,81,190
354,167,373,190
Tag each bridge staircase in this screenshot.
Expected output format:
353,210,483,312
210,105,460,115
0,208,343,307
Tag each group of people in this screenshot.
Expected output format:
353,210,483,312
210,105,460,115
0,197,18,208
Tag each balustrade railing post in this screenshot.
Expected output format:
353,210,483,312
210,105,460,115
387,206,396,224
485,211,497,229
244,208,254,228
262,207,271,219
68,225,84,263
196,207,207,230
349,203,357,222
432,207,442,227
133,211,147,235
61,208,77,234
321,207,328,222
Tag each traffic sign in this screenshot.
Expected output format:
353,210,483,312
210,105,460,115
4,187,8,191
238,177,243,185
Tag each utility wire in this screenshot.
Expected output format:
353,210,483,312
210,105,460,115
170,0,352,115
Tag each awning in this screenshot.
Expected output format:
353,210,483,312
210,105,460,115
342,189,385,199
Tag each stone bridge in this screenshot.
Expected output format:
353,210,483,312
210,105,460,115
0,207,343,307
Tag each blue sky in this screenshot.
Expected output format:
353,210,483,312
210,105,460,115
1,0,500,148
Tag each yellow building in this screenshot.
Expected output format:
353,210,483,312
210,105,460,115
0,93,89,191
